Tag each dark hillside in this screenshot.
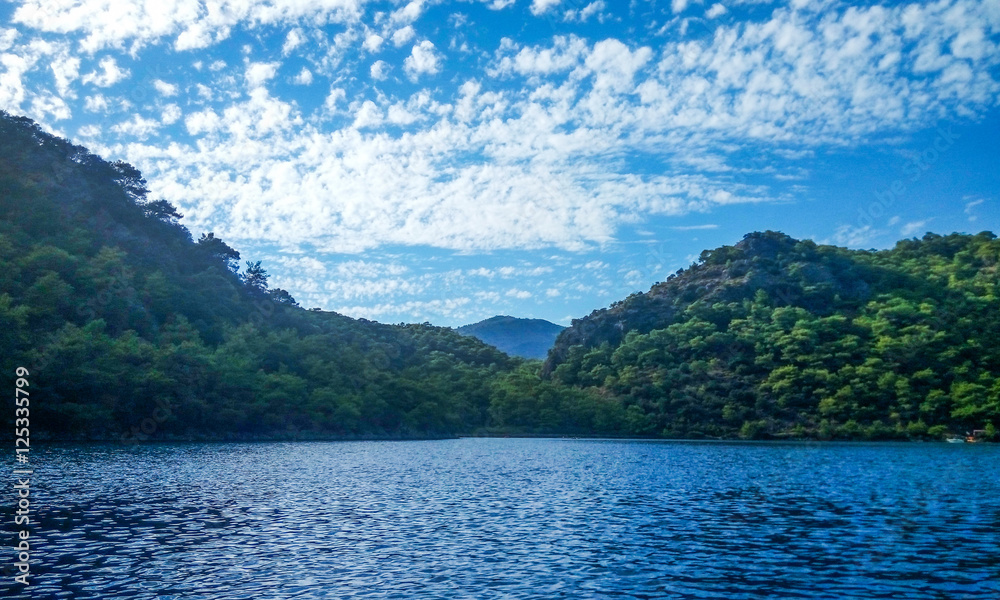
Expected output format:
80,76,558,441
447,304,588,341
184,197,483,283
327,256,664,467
3,111,996,441
0,110,518,440
538,231,1000,440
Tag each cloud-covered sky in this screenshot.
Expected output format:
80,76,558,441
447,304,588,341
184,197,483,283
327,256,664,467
2,0,998,326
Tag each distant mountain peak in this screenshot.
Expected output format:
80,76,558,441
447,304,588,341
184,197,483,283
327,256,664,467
457,316,566,360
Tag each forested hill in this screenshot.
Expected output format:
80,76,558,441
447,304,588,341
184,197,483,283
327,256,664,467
0,110,519,440
2,110,998,441
539,230,1000,439
457,316,565,360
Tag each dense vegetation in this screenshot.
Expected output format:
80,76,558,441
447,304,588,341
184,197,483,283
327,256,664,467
525,230,1000,440
0,111,519,440
2,110,997,441
456,316,565,360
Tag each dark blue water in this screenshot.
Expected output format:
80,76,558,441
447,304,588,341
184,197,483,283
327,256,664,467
3,439,998,599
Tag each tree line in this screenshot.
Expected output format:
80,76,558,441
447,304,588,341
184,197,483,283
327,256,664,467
1,111,996,441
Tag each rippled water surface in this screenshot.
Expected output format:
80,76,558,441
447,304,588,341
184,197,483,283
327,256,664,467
3,439,999,599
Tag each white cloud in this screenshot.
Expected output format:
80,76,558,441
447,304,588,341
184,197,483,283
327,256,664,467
622,269,643,285
12,0,367,52
363,33,384,53
184,108,221,135
78,123,101,137
282,28,305,56
670,224,718,230
404,40,441,80
50,54,80,97
153,79,178,96
320,274,426,302
531,0,562,16
82,57,128,87
20,0,994,266
333,297,473,322
352,99,383,128
245,62,279,88
386,102,419,125
30,92,71,120
83,93,108,112
161,103,182,124
0,53,32,110
506,288,533,299
706,3,727,18
964,197,985,222
584,39,652,91
497,35,589,76
0,28,18,52
292,67,314,85
628,0,1000,144
325,88,346,110
392,1,424,24
195,83,214,101
392,26,416,47
470,265,553,279
370,60,389,80
330,260,408,278
565,1,605,22
112,114,160,139
831,224,880,247
469,286,500,298
126,94,758,253
900,219,932,236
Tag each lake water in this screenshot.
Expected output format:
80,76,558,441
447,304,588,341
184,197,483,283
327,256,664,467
3,439,998,599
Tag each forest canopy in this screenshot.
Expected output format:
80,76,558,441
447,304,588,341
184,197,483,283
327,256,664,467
1,111,997,441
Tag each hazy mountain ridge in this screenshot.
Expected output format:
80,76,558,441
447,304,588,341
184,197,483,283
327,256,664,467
457,316,565,360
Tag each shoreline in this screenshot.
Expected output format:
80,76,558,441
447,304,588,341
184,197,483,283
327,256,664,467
6,433,993,444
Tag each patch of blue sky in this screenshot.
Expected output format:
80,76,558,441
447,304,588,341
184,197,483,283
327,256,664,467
0,0,997,326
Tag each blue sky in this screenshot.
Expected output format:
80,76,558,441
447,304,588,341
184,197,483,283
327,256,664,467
1,0,998,327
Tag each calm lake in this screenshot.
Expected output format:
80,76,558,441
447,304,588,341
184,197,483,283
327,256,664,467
4,439,998,599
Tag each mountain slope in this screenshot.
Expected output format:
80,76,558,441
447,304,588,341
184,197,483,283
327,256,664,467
531,231,1000,439
457,316,565,360
0,110,520,440
3,110,997,441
